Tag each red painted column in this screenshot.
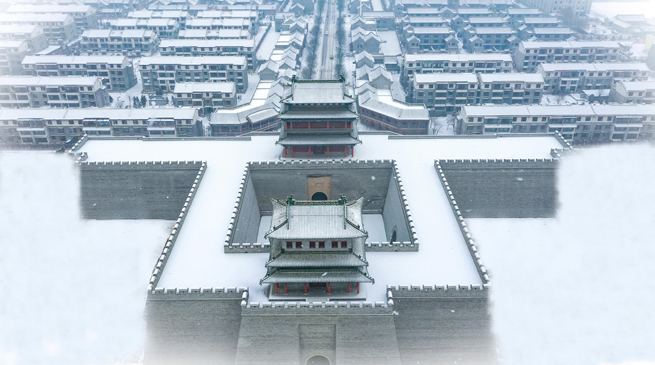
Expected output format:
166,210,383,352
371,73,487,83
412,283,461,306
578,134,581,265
327,282,331,294
291,147,294,158
357,282,360,294
308,146,311,158
351,146,354,157
284,283,288,294
348,282,351,293
275,283,279,295
344,147,347,157
304,283,308,294
284,147,287,158
327,146,330,158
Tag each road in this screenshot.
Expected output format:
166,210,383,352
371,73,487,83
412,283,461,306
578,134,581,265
316,0,339,79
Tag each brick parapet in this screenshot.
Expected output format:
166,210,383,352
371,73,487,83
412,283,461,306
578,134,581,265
66,134,88,153
148,287,248,301
144,161,207,293
437,158,558,169
241,299,394,315
388,284,489,299
224,159,419,252
77,160,205,169
434,160,490,284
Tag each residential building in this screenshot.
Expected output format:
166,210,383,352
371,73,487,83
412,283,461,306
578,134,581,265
504,8,543,27
185,18,252,31
609,81,655,104
463,26,518,52
127,10,189,27
173,82,237,116
0,13,76,45
21,55,137,91
521,27,574,41
458,104,655,143
159,39,255,70
361,11,395,30
537,63,650,93
109,18,179,38
196,10,258,22
519,17,561,29
351,29,381,54
514,41,621,72
139,56,248,93
519,0,592,16
403,16,448,28
0,40,32,75
404,27,457,52
358,87,430,134
476,73,544,104
464,17,508,28
412,73,479,111
0,107,200,145
403,53,513,80
5,4,96,31
0,76,109,109
0,25,48,53
177,29,250,39
80,29,159,56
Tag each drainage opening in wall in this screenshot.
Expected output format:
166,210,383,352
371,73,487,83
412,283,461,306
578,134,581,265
306,355,330,365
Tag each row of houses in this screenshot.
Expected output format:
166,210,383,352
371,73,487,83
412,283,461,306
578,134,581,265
0,76,110,109
411,72,546,110
0,107,201,145
458,103,654,143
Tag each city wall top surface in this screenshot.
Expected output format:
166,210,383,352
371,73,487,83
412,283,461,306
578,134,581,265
77,134,563,303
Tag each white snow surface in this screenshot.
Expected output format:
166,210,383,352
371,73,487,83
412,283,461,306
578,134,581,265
378,31,401,56
591,0,655,19
78,135,562,303
371,0,383,11
0,153,173,365
467,145,655,365
256,27,280,61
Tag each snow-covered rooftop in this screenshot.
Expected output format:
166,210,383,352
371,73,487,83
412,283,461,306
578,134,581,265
77,135,564,303
160,38,255,47
173,82,235,93
415,73,479,83
0,76,100,86
539,62,649,72
405,53,512,62
521,40,620,49
22,55,128,65
139,56,246,66
478,73,544,83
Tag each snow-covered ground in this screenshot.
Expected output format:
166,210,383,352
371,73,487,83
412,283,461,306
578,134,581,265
541,93,586,106
466,145,655,365
390,73,406,102
237,73,261,106
429,116,456,135
255,26,280,61
371,0,383,11
110,58,145,108
378,31,401,56
0,153,173,364
78,135,563,304
591,0,655,19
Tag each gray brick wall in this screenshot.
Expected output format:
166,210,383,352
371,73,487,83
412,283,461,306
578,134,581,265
79,162,203,219
437,160,558,218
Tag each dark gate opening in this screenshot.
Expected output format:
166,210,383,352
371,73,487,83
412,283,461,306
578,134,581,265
311,192,328,201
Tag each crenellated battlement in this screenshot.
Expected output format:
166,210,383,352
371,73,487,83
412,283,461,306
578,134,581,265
388,284,490,298
434,160,490,284
438,158,557,167
364,241,417,252
66,134,89,154
149,287,248,301
224,242,271,253
392,160,419,246
241,299,394,315
553,131,574,150
147,161,207,292
246,159,396,168
77,160,205,168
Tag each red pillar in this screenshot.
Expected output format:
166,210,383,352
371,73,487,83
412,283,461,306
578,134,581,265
351,146,354,157
284,283,288,294
327,282,331,294
327,146,330,158
291,147,294,158
348,282,351,293
275,283,279,295
357,282,360,294
308,146,311,158
284,147,287,158
304,283,308,294
344,147,347,157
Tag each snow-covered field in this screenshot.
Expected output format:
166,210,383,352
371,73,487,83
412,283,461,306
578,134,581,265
591,0,655,18
77,135,562,304
378,31,401,56
0,153,173,364
467,145,655,365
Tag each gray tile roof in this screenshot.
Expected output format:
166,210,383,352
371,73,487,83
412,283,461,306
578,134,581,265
266,251,368,268
260,268,374,284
